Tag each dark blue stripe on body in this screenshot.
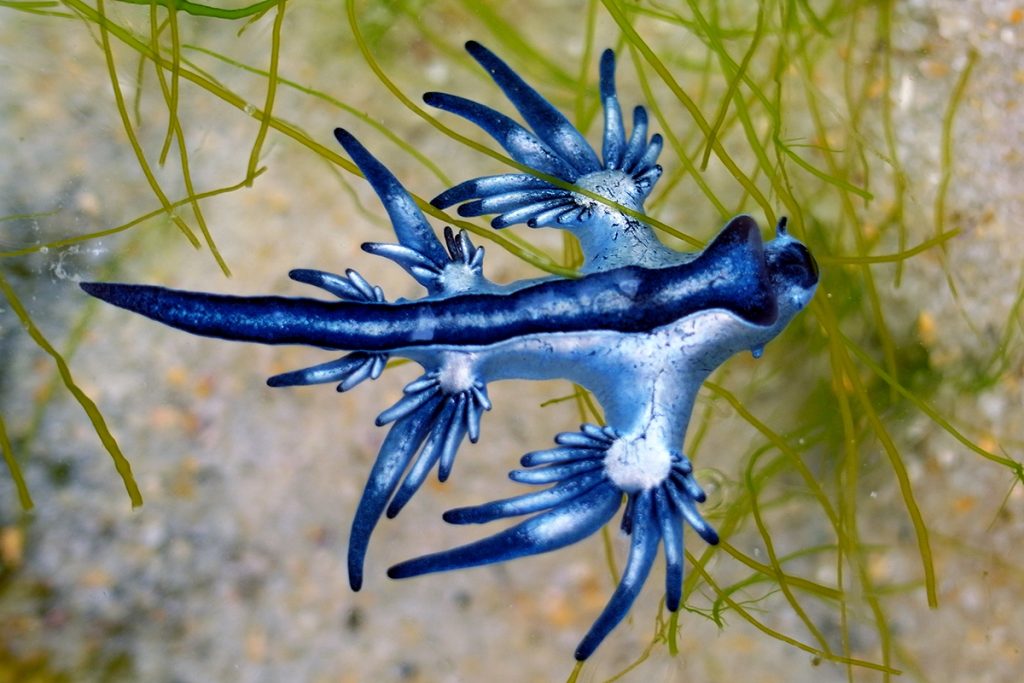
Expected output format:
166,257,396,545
81,216,776,351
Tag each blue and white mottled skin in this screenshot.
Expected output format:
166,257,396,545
81,41,818,661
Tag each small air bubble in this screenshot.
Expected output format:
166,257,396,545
869,491,878,499
695,468,728,513
39,246,49,254
243,104,256,116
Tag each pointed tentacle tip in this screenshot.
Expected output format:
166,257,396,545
333,127,357,150
422,91,444,108
80,281,128,306
600,48,616,75
776,215,788,236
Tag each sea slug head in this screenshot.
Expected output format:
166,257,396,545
763,217,819,325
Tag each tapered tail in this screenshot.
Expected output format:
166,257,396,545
82,214,779,352
80,282,408,351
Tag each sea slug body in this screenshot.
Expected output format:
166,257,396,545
81,41,818,660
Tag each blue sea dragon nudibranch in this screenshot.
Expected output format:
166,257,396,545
80,41,819,660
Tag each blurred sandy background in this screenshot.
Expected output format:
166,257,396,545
1,1,1022,681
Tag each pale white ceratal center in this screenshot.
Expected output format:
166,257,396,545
573,169,645,214
602,432,673,492
436,352,478,394
439,261,480,293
